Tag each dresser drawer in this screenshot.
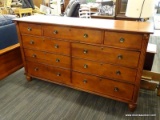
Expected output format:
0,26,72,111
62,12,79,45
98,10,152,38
104,31,143,49
72,72,134,100
19,23,42,36
26,61,71,84
72,43,140,68
43,25,103,44
72,58,137,82
24,49,70,68
22,35,70,55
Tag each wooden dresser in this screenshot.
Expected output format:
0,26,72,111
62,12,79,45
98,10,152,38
14,16,153,111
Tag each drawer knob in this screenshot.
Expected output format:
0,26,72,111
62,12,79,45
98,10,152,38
84,64,88,68
114,87,119,92
56,58,60,62
34,67,38,71
116,70,121,75
28,27,32,31
57,73,61,76
53,30,58,34
119,38,125,43
54,44,59,48
83,79,88,83
83,34,88,38
117,54,123,59
83,49,88,54
32,54,36,58
30,40,34,44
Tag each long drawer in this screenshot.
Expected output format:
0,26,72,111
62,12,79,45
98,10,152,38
26,61,71,84
104,31,143,50
24,49,70,68
43,25,103,44
71,43,140,68
72,72,134,100
21,35,70,55
72,58,137,83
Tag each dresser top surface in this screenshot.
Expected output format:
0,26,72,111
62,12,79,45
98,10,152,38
14,15,154,33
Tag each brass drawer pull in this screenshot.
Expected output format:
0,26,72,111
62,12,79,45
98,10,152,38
34,67,38,71
56,58,60,62
53,30,58,34
119,38,125,43
32,54,36,58
116,70,121,75
117,54,123,59
30,40,34,44
83,79,87,83
28,27,32,31
84,64,88,68
114,87,119,92
83,49,88,54
83,33,88,38
57,73,61,76
54,44,59,48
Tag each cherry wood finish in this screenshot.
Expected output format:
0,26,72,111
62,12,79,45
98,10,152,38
71,43,140,68
14,16,153,111
0,44,23,80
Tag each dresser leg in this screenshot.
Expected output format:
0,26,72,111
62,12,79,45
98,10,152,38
26,75,32,81
128,103,137,112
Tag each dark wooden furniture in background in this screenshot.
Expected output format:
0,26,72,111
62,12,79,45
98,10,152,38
91,0,139,20
115,0,139,20
115,0,127,19
14,16,153,111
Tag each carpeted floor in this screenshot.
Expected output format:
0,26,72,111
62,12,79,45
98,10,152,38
0,68,160,120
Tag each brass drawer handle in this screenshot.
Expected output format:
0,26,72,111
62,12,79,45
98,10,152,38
83,79,87,83
53,30,58,34
28,27,32,31
54,44,59,48
34,67,38,71
114,87,119,92
30,40,34,44
116,70,121,75
117,54,123,59
84,64,88,68
119,38,125,43
83,33,88,38
56,58,60,62
57,73,61,76
83,49,88,54
32,54,36,58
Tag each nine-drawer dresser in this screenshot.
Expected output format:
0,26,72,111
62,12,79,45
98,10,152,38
14,16,153,111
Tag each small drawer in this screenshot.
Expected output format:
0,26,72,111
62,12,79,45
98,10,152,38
70,28,103,43
26,61,71,84
21,35,70,55
104,31,143,49
19,23,42,36
24,49,70,68
43,25,103,44
72,72,134,100
71,43,140,68
72,58,137,83
21,35,43,50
